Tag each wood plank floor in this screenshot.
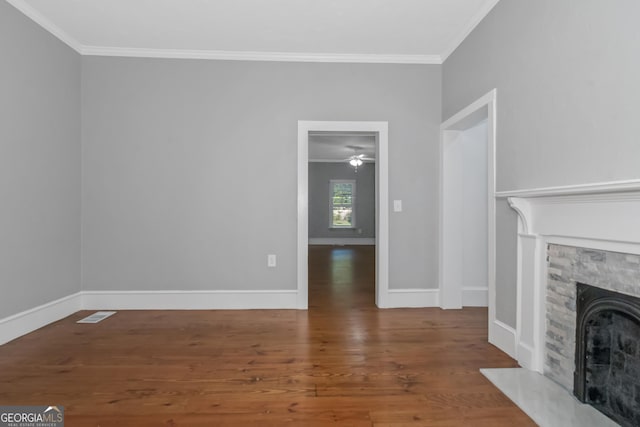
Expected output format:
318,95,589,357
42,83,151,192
0,245,534,426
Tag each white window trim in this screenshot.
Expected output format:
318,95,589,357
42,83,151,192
329,179,356,229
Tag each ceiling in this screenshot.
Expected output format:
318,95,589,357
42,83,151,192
8,0,501,63
309,132,376,162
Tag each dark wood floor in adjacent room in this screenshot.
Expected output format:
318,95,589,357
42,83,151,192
0,245,534,426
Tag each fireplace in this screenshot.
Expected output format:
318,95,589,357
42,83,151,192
504,185,640,422
573,283,640,426
544,244,640,424
506,187,640,372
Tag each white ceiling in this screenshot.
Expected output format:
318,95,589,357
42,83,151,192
309,132,376,162
8,0,501,63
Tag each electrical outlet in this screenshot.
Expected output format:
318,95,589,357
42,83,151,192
267,254,277,267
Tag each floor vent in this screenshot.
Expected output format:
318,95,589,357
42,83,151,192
77,311,117,324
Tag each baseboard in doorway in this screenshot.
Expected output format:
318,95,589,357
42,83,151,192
490,319,517,359
384,288,440,308
462,286,488,307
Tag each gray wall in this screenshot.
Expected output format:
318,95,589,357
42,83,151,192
0,2,81,319
308,162,375,239
461,122,488,291
81,58,441,292
443,0,640,326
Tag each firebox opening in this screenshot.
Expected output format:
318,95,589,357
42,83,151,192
574,283,640,427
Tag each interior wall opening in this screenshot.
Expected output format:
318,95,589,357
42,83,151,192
297,121,389,310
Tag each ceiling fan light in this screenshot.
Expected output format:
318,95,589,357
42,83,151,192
349,158,359,167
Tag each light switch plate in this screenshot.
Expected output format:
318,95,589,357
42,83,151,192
393,200,402,212
267,254,277,267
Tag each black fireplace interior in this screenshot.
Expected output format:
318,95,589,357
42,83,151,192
574,283,640,427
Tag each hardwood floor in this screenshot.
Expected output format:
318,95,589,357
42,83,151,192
0,245,534,426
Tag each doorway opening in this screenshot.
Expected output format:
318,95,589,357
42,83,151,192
439,90,497,340
307,132,377,307
297,121,389,309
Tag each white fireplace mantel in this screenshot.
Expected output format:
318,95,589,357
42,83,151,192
497,179,640,372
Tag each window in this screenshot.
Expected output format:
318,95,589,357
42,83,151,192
329,180,356,228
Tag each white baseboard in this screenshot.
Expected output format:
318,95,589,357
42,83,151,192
0,287,478,346
462,286,488,307
0,290,299,345
308,238,375,245
489,319,517,359
517,341,536,371
81,290,299,310
0,292,82,345
384,289,440,308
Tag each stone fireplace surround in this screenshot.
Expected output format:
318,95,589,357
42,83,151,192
545,245,640,390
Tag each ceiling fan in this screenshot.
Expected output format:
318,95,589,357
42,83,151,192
343,146,375,172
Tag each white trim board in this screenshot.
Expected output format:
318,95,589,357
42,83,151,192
489,319,517,359
462,287,488,307
309,238,375,246
0,290,299,345
495,179,640,198
1,286,459,346
82,290,298,310
386,289,440,308
81,47,440,64
0,292,82,345
82,290,297,310
383,288,486,309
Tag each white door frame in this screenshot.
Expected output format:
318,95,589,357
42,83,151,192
439,90,498,340
297,121,389,309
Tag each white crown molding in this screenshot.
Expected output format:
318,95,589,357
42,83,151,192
440,0,502,62
6,0,83,53
496,179,640,199
80,46,442,64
